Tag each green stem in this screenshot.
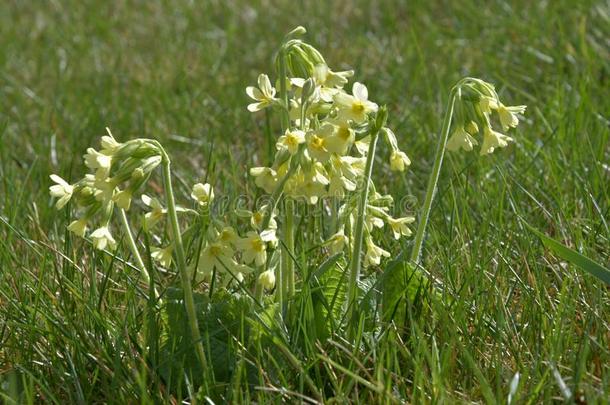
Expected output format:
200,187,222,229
254,281,264,303
160,153,208,371
409,89,457,265
284,200,295,298
346,128,381,328
118,208,159,299
278,46,290,132
118,208,148,280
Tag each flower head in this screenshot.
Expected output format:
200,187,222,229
277,129,305,155
90,226,116,250
142,194,165,230
84,148,112,180
198,240,235,277
446,126,478,152
67,218,88,237
237,230,276,267
480,126,513,155
49,175,74,209
250,167,277,194
191,183,214,208
327,229,348,255
390,150,411,172
387,216,415,239
363,237,390,267
151,245,173,268
246,74,278,112
334,82,378,124
113,188,133,210
497,104,527,131
258,269,276,291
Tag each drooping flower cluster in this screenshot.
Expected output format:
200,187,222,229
446,78,527,155
49,130,163,250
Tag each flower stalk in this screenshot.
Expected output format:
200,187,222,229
160,150,208,371
409,88,457,265
346,107,387,328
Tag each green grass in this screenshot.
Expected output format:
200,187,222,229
1,0,609,402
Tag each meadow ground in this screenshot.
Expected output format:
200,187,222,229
1,0,609,403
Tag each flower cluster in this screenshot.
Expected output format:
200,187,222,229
49,130,163,250
246,35,414,270
446,78,527,155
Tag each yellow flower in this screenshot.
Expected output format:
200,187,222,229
67,218,88,237
306,127,331,162
276,129,305,155
151,245,173,268
258,269,276,291
333,82,378,124
497,104,527,131
480,126,512,155
479,96,499,114
49,174,74,209
198,241,234,277
142,194,165,230
83,148,112,180
387,216,415,239
327,229,348,255
112,188,133,210
90,226,116,250
390,150,411,171
237,230,276,267
324,124,355,155
446,126,478,152
363,237,390,267
219,226,238,246
191,183,214,207
250,167,277,194
100,129,121,154
246,74,277,112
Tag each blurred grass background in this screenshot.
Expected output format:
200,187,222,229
1,0,609,402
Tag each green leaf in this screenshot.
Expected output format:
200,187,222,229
524,222,610,285
381,252,430,324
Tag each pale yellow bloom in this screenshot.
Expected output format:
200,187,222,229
49,174,74,209
142,194,165,230
327,229,348,255
306,128,331,162
151,245,173,268
191,183,214,207
497,104,527,131
276,129,305,155
237,230,276,267
67,218,88,237
363,237,390,267
390,150,411,171
479,96,499,114
112,188,133,210
258,269,276,291
334,82,378,123
246,74,277,112
387,216,415,239
446,126,478,152
198,241,234,277
90,226,116,250
100,129,121,154
250,167,277,194
324,124,355,155
84,148,112,180
480,126,513,155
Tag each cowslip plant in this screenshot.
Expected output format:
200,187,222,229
48,26,527,390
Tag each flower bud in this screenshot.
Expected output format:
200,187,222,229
374,106,389,133
258,269,276,291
